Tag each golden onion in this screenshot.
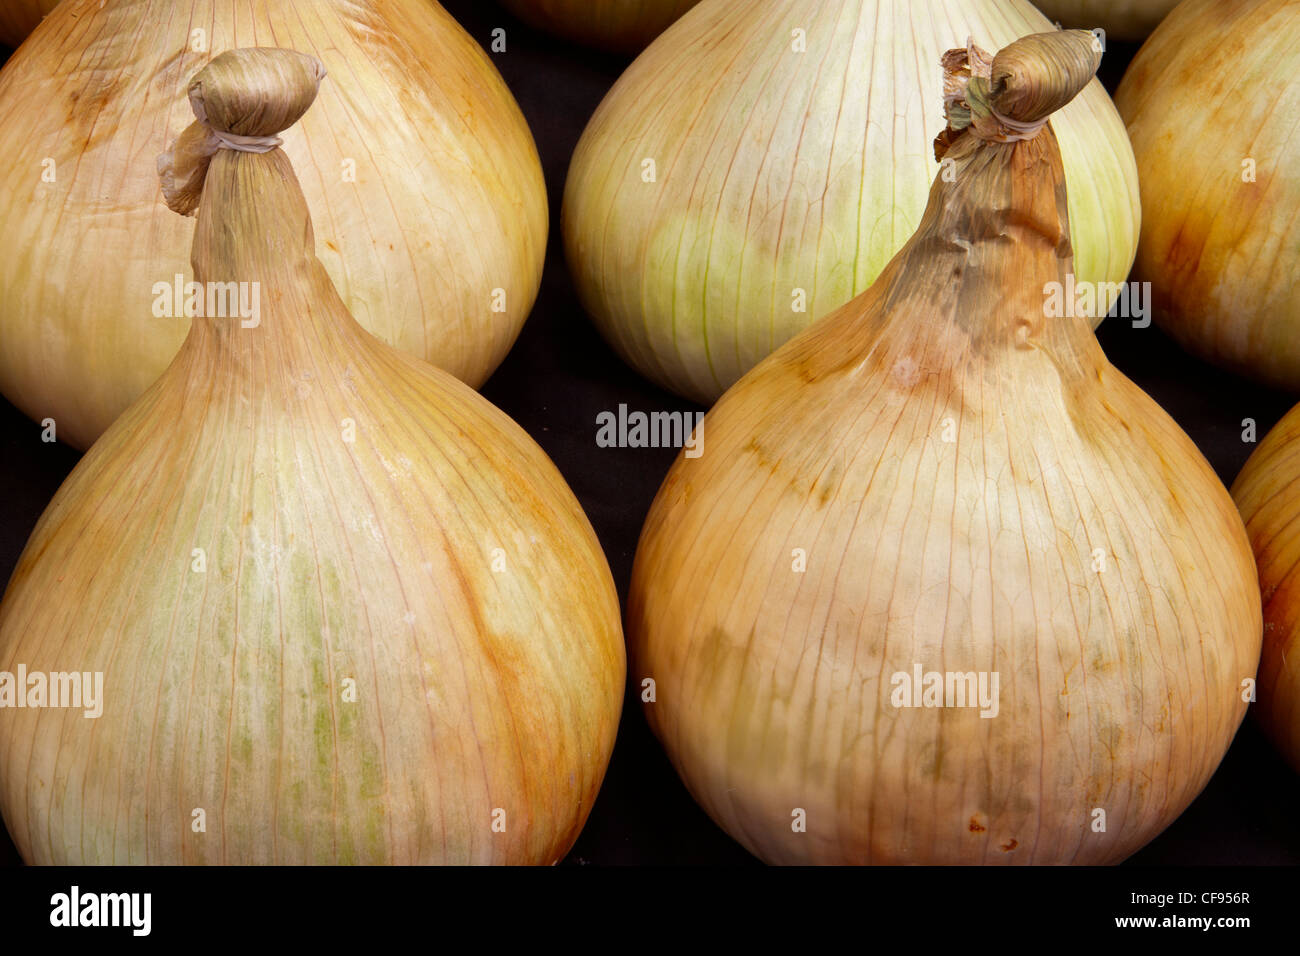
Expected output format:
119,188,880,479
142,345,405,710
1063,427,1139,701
1114,0,1300,390
499,0,703,53
628,31,1260,864
1232,408,1300,773
0,48,624,865
564,0,1140,405
0,0,547,450
1031,1,1180,41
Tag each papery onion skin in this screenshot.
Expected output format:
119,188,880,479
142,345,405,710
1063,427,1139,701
563,0,1140,405
0,0,548,451
1232,408,1300,774
1031,1,1180,41
0,0,57,48
627,31,1259,865
0,48,624,866
499,0,703,53
1114,0,1300,390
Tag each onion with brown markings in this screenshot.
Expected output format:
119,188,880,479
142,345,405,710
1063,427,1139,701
1232,408,1300,773
0,0,547,450
0,48,623,865
1114,0,1300,390
564,0,1140,405
628,30,1259,865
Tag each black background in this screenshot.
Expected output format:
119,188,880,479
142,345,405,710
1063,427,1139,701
1,1,1297,869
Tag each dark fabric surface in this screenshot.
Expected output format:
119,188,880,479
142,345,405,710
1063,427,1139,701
0,3,1296,866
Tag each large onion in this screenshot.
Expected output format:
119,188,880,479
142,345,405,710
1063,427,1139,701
1031,1,1180,40
0,0,57,48
499,0,702,53
1114,0,1300,389
628,32,1260,864
0,0,547,450
1232,408,1300,773
0,48,624,865
564,0,1140,405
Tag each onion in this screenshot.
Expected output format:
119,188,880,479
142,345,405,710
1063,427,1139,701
627,31,1260,864
0,48,625,865
1114,0,1300,389
563,0,1140,405
0,0,548,450
1030,1,1180,41
0,0,57,48
1232,409,1300,773
499,0,703,53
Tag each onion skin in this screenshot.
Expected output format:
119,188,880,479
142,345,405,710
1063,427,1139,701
1114,0,1300,390
0,0,548,451
0,49,624,866
499,0,702,53
628,31,1259,865
1232,408,1300,774
1032,1,1180,41
0,0,57,48
563,0,1140,405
